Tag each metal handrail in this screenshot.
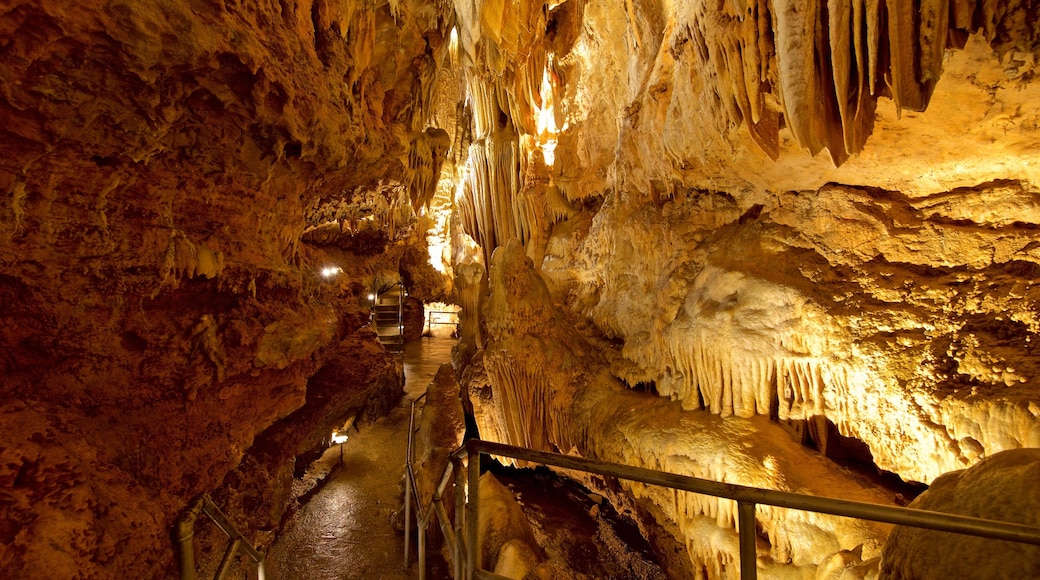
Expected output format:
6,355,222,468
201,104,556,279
409,438,1040,580
176,494,265,580
404,388,472,580
426,310,460,327
403,391,429,568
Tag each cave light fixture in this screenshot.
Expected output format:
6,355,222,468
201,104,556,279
320,266,344,278
331,430,349,466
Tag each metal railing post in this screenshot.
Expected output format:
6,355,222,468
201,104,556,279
404,393,427,569
453,457,466,580
404,466,413,568
176,494,264,580
417,511,427,580
214,537,242,580
737,501,758,580
466,444,480,579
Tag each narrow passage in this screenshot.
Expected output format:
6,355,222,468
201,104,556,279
265,338,455,579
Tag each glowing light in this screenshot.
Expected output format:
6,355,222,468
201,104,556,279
321,266,343,278
331,431,349,445
535,61,557,138
368,293,376,301
533,54,564,168
449,26,459,69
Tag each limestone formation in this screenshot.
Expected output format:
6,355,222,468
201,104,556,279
1,0,454,577
3,0,1040,578
880,448,1040,579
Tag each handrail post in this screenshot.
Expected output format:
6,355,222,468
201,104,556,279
466,444,480,579
453,457,466,580
214,537,242,580
176,494,264,580
404,466,413,568
418,509,427,580
737,501,758,580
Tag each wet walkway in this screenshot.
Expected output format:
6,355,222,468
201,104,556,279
266,338,456,580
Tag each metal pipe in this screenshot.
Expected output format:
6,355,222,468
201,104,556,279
737,501,758,580
418,512,427,580
214,537,242,580
404,465,413,568
199,496,264,563
403,392,428,568
433,500,457,548
175,496,204,580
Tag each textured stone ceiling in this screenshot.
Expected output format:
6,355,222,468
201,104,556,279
2,0,1040,578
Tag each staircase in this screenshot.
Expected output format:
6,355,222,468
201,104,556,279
372,284,405,353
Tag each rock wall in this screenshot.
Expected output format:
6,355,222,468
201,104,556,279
446,0,1040,576
880,448,1040,579
0,0,453,577
473,240,896,576
448,0,1040,474
543,180,1040,485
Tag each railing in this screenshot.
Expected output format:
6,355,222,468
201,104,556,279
425,310,459,335
407,438,1040,580
403,392,427,570
176,494,265,580
403,392,470,580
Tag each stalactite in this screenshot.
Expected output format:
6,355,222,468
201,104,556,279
651,333,851,424
669,0,1020,164
773,0,824,155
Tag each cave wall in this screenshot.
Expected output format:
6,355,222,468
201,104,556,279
447,0,1040,576
4,0,1040,576
0,0,453,577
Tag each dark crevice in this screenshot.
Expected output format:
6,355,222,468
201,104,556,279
783,415,928,504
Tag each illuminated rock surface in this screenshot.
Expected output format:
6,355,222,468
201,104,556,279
2,0,1040,578
880,448,1040,579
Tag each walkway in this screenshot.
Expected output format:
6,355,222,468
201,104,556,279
265,338,455,580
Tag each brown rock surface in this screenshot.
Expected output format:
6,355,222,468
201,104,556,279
1,0,452,577
4,0,1040,577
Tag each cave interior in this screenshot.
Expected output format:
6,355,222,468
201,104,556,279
2,0,1040,578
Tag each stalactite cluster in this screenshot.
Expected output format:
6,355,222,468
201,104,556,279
671,0,1039,165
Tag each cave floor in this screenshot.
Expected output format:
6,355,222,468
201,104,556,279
265,337,455,580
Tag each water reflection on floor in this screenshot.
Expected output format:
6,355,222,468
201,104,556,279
402,337,455,400
265,337,456,580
